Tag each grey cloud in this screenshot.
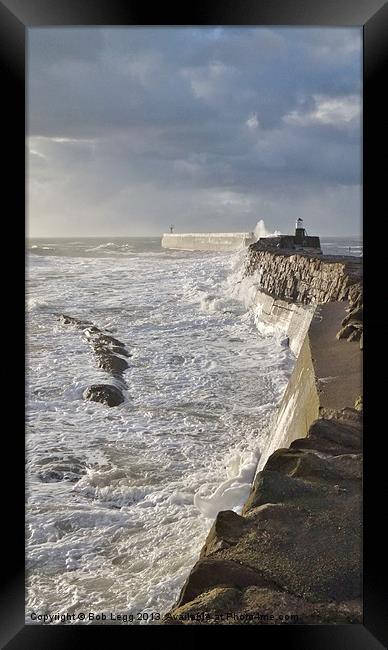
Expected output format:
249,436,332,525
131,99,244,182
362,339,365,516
28,27,362,237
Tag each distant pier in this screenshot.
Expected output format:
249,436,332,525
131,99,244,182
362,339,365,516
161,232,255,251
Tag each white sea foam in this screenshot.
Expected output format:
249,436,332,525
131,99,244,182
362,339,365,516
26,238,294,622
26,297,52,312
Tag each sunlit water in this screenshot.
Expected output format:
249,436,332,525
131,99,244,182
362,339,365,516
26,235,360,623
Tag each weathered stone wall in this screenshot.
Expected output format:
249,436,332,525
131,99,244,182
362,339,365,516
245,248,362,305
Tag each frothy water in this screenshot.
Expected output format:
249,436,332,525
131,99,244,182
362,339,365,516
28,235,343,623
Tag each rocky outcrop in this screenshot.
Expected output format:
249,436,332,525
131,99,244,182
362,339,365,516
164,410,362,625
336,283,363,348
245,248,362,305
57,314,130,407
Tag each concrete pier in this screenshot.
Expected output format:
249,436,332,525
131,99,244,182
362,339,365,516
161,232,255,251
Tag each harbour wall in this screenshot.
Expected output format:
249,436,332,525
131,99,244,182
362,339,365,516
161,232,255,251
239,250,362,469
163,248,363,625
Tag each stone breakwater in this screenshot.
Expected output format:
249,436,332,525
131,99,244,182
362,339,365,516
57,314,131,406
163,249,363,625
245,245,362,305
161,232,255,252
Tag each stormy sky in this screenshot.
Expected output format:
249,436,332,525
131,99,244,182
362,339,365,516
28,27,362,238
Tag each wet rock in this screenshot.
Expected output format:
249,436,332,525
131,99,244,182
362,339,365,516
37,457,87,483
96,334,124,347
83,325,101,335
57,314,91,328
38,469,65,483
111,346,131,357
95,353,128,375
83,384,124,407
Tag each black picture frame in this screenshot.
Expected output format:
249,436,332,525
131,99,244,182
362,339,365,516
2,0,387,646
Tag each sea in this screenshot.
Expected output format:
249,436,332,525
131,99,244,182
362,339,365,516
26,234,362,623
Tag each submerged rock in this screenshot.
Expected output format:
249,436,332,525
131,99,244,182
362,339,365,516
95,353,128,375
57,313,130,380
57,314,91,328
83,384,124,407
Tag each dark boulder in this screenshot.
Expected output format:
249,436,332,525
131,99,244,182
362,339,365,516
96,334,124,347
58,314,90,328
83,384,124,407
95,354,128,375
112,346,131,357
200,510,252,558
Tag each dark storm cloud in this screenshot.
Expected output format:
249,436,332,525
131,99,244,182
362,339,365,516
28,27,362,237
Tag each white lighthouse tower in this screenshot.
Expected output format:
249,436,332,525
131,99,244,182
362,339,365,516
295,218,306,244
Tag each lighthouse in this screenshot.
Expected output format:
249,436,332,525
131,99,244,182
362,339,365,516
251,218,322,254
295,218,305,245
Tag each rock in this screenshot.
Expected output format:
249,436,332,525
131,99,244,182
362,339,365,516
200,511,252,558
95,354,128,375
166,586,362,625
347,282,363,308
307,416,362,450
336,324,356,340
348,320,363,329
341,306,363,327
176,558,274,608
58,314,90,328
166,587,242,624
359,332,363,350
83,384,124,407
347,328,362,342
354,395,363,412
264,448,359,486
96,334,124,347
112,346,131,357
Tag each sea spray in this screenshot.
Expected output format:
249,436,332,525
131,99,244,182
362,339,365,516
253,219,281,241
26,237,294,621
